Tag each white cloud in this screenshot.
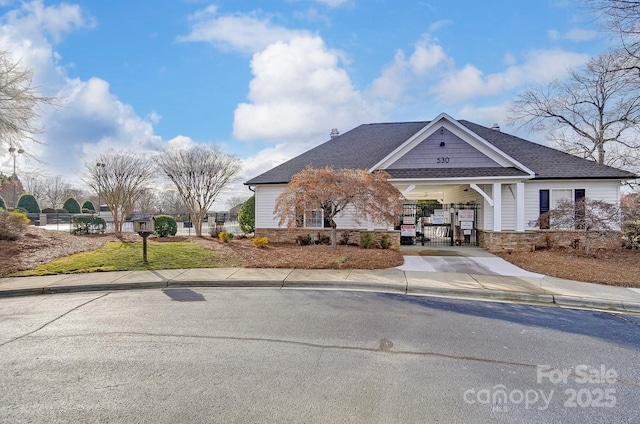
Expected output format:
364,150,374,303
0,2,162,178
431,49,589,104
370,35,450,102
233,35,377,143
314,0,350,8
178,6,310,54
547,28,598,42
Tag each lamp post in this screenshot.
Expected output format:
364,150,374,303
96,162,105,214
8,147,24,209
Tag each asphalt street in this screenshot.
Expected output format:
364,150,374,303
0,288,639,423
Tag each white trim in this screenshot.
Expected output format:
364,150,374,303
493,183,502,232
515,182,525,232
402,184,416,196
370,113,536,178
470,183,493,207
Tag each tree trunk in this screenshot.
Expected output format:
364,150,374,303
331,220,337,250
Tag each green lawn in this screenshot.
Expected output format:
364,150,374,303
12,241,238,276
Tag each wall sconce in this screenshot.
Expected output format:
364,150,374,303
440,141,446,147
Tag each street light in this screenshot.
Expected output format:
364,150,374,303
8,147,24,209
96,162,105,214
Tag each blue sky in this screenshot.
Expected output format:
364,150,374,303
0,0,611,207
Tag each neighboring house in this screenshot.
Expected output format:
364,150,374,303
245,113,637,252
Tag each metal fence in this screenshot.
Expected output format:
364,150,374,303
27,213,241,236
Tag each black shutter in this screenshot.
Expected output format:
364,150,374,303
574,189,586,229
539,190,550,229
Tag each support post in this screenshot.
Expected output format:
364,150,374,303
515,182,525,232
493,183,502,232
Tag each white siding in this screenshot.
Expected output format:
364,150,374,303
523,180,621,229
254,185,363,229
255,185,285,228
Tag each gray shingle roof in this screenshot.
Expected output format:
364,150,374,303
458,121,637,180
386,167,530,179
245,119,637,185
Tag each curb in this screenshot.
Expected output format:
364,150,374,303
0,280,638,315
282,280,406,294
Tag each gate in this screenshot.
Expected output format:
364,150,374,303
415,203,479,247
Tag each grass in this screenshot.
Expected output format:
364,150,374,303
12,241,237,276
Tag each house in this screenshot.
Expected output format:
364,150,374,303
245,113,637,252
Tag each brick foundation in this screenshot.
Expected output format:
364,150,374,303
254,228,401,250
477,230,621,253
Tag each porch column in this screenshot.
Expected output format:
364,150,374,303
515,182,525,232
493,183,502,232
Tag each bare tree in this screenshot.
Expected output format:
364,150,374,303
508,50,640,174
85,151,156,237
589,0,640,61
0,50,56,153
274,166,403,249
226,196,248,210
155,146,241,237
22,175,47,204
43,175,72,209
155,187,188,215
534,198,622,255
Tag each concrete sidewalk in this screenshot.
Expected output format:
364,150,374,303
1,266,639,314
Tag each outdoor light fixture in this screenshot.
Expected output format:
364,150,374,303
440,141,446,147
440,127,444,135
8,146,24,208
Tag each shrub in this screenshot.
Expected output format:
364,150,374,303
62,197,81,214
360,232,375,249
379,234,391,249
296,234,313,246
238,195,255,234
0,195,5,210
56,208,68,214
41,207,57,214
218,231,234,242
154,215,177,237
16,194,40,214
317,233,331,245
252,236,268,248
339,232,350,246
71,214,106,234
0,210,29,241
82,200,96,213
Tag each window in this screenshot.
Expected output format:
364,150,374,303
539,188,586,229
305,210,323,228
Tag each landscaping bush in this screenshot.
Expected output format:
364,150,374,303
154,215,178,237
379,234,392,249
238,195,255,234
62,197,81,214
296,234,313,246
71,214,106,234
0,210,29,240
16,194,40,213
82,200,96,213
252,236,268,248
41,207,57,214
0,195,5,210
218,231,234,242
317,233,331,245
360,232,375,249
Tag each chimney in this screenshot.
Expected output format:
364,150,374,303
330,128,340,139
490,123,500,131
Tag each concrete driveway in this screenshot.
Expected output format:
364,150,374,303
397,246,544,278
